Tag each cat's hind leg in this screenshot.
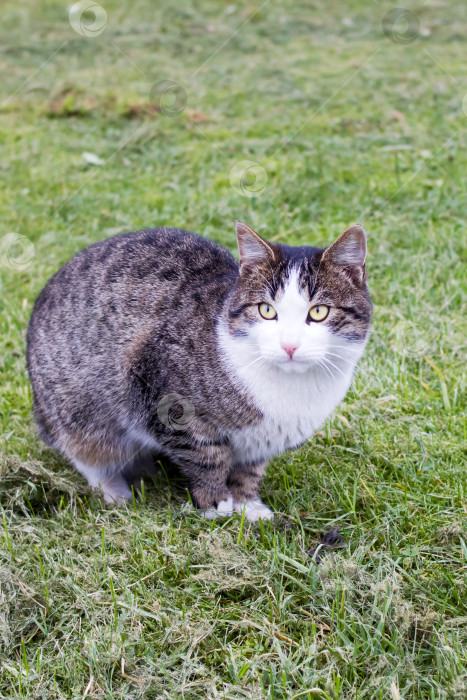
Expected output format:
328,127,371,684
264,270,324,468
121,453,158,489
73,460,133,505
227,462,274,521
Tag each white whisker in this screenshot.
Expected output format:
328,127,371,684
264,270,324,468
321,357,346,379
314,358,334,381
241,354,269,372
324,351,350,362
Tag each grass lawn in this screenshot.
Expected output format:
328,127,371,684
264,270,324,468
1,0,466,697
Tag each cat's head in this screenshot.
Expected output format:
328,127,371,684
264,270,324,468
224,222,372,375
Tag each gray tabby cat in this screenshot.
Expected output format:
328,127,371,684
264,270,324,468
27,222,371,520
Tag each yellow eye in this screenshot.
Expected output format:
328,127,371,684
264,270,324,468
259,303,277,320
309,304,329,322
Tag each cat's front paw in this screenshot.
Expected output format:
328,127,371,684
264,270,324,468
200,494,234,519
234,498,274,521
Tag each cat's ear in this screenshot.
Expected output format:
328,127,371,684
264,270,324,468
236,221,275,270
323,225,367,281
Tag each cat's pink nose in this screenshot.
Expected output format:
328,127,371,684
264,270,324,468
282,344,298,359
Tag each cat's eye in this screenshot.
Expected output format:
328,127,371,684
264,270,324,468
259,303,277,320
308,304,329,322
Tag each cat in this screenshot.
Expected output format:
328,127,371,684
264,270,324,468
26,221,371,520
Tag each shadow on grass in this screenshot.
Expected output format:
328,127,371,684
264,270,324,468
0,450,189,518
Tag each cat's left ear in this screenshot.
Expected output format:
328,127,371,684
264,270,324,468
322,224,367,282
236,221,275,270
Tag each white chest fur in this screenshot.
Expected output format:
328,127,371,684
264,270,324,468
218,325,360,466
227,360,353,464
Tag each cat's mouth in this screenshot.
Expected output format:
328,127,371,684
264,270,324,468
278,362,312,374
270,355,317,374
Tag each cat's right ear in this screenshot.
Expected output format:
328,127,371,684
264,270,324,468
236,221,275,270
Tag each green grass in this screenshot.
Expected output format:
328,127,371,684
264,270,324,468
1,0,466,697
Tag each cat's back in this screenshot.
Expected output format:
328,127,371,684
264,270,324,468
28,227,238,338
34,227,236,307
27,227,238,391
